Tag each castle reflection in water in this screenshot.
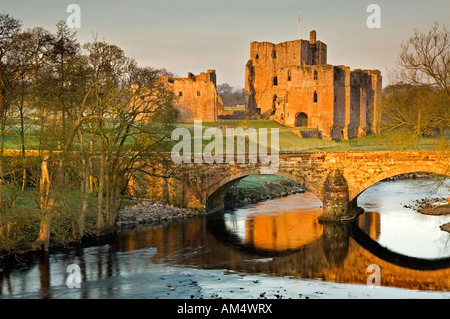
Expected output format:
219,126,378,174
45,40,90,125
1,191,449,297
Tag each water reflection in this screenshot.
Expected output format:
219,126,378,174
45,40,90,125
1,179,449,298
358,179,450,259
217,193,323,253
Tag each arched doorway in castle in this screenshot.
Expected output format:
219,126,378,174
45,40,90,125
296,112,308,127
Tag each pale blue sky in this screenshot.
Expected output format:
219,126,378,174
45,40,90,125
1,0,449,87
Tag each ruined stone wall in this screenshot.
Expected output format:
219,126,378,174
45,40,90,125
165,70,223,123
246,40,302,118
246,61,348,140
245,30,381,141
333,66,350,140
350,69,383,137
370,70,382,134
306,30,327,65
245,31,341,140
282,65,336,139
245,32,329,118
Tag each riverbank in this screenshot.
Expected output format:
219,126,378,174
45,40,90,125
224,175,305,210
116,175,305,229
407,197,450,233
410,197,450,216
2,177,450,299
117,200,203,229
0,176,302,264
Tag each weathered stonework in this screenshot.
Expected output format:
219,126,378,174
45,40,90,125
135,150,449,221
245,30,382,140
162,70,223,122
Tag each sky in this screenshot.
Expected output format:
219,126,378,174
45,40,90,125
1,0,449,88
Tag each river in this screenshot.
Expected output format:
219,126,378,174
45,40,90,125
1,178,449,299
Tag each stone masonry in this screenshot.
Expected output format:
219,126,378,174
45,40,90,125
245,30,382,140
162,70,223,122
135,150,449,221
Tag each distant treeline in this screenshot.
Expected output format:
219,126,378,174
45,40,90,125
217,83,245,106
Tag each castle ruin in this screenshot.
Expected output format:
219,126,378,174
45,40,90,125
244,30,382,140
163,70,223,122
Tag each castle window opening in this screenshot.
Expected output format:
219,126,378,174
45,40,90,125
256,54,259,60
314,70,318,80
273,77,278,86
287,71,291,81
179,91,183,97
272,50,277,58
197,91,201,97
314,91,318,103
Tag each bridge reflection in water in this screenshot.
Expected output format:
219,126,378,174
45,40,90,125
1,183,450,297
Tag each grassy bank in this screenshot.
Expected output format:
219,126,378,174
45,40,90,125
175,120,447,153
2,120,447,153
224,175,305,209
0,184,139,255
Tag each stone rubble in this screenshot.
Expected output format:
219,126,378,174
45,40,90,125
117,179,305,229
116,199,203,229
408,197,450,216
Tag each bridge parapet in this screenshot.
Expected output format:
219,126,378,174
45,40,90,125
6,149,447,221
175,150,448,221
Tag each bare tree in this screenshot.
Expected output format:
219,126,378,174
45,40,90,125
379,22,449,190
0,13,22,216
380,22,450,148
397,22,449,94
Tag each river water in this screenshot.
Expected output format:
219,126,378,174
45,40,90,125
1,178,449,299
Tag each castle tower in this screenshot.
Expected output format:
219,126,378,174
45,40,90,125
244,29,381,141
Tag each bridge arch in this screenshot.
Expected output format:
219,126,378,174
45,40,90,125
206,169,324,213
349,164,449,201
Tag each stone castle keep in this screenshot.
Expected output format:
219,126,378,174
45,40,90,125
168,30,382,140
245,30,382,140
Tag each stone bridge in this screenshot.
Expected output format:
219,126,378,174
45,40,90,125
174,150,449,221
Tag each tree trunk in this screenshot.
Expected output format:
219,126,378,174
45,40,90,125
97,149,105,232
79,156,90,238
89,134,94,192
105,171,111,228
33,156,53,250
105,171,119,230
0,97,5,216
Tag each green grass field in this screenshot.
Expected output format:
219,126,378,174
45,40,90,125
175,120,446,153
2,120,447,153
233,174,289,190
